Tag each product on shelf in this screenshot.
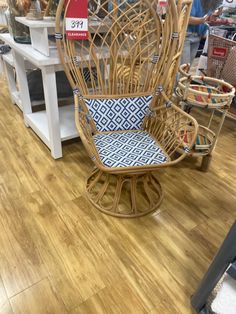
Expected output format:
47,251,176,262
44,0,58,18
6,0,49,43
6,0,31,43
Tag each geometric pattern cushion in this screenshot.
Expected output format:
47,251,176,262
93,130,168,168
84,95,152,132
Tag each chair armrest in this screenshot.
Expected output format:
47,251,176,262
144,103,198,162
74,96,103,167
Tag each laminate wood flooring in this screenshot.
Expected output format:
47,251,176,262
0,78,236,314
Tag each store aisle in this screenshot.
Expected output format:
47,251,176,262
0,79,236,313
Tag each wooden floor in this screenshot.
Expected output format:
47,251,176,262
0,77,236,314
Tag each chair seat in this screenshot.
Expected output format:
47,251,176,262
93,130,168,168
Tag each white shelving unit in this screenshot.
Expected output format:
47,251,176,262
2,53,29,109
1,52,22,109
0,33,77,159
15,17,57,57
11,91,22,109
25,104,78,146
1,51,53,110
2,52,14,66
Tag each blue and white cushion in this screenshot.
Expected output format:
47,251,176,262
93,131,168,168
84,95,152,132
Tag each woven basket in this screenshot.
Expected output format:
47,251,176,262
193,125,215,152
177,78,234,109
179,125,215,154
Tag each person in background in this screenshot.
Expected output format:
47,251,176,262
181,0,233,65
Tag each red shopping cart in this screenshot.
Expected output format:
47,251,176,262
207,26,236,117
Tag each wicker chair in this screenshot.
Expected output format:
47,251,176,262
55,0,198,217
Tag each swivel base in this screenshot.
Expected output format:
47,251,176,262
85,169,163,218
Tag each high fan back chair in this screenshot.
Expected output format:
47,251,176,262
164,0,193,98
55,0,198,218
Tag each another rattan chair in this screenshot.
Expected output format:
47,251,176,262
55,0,198,217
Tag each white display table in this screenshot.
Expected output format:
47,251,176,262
0,52,44,109
0,33,78,159
0,52,21,108
15,17,57,57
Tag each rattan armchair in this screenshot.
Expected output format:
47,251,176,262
56,0,198,217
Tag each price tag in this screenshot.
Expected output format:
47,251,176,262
65,0,88,40
66,18,88,32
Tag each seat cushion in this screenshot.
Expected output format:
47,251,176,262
84,95,152,132
93,131,168,168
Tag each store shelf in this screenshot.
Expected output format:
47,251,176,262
59,104,79,141
12,91,22,109
15,17,57,28
25,104,78,148
11,90,50,109
0,34,60,67
2,53,14,67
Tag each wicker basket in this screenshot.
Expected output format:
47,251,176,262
179,125,215,154
177,79,234,110
193,125,215,152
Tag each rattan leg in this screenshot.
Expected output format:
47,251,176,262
201,154,212,172
85,168,163,218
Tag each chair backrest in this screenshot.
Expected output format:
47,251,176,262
56,0,192,101
164,0,193,96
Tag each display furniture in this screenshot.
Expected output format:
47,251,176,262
15,17,57,57
0,51,46,109
0,33,78,159
176,63,235,171
56,0,198,217
0,52,20,107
